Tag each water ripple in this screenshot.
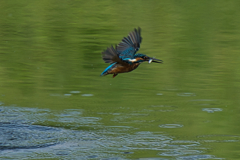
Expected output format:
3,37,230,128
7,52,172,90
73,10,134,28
202,108,223,113
177,93,196,97
69,91,81,94
0,106,225,159
159,124,184,128
177,155,219,160
81,94,94,97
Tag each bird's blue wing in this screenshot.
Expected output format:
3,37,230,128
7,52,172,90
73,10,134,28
116,27,142,61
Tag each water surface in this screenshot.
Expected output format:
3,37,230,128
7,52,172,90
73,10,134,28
0,0,240,159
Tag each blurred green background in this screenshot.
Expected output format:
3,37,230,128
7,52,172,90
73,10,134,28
0,0,240,159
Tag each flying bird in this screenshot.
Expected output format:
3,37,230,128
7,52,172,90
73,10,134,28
101,27,162,78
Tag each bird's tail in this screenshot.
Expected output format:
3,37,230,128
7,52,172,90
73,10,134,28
100,62,117,76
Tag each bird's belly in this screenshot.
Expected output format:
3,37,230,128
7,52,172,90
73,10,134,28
109,64,140,74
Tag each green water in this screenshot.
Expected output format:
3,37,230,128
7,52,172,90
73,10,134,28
0,0,240,159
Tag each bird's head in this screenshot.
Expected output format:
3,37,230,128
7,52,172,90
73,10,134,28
134,54,163,63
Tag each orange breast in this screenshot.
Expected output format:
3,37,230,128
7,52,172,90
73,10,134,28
108,63,140,74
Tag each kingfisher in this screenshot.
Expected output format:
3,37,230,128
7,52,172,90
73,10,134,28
101,27,162,78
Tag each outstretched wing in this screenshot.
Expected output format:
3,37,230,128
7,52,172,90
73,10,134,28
102,45,128,65
116,27,142,60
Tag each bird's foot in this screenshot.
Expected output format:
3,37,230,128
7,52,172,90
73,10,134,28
113,74,118,78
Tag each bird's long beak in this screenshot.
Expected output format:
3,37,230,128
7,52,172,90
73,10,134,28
148,57,163,63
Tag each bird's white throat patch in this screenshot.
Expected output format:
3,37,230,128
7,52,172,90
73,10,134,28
128,59,137,62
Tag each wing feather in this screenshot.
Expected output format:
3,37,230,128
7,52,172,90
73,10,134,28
102,45,128,65
116,27,142,59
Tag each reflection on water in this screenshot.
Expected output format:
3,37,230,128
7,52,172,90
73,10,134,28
0,0,240,159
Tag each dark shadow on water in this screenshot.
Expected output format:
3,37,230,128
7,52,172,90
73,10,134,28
0,122,59,150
